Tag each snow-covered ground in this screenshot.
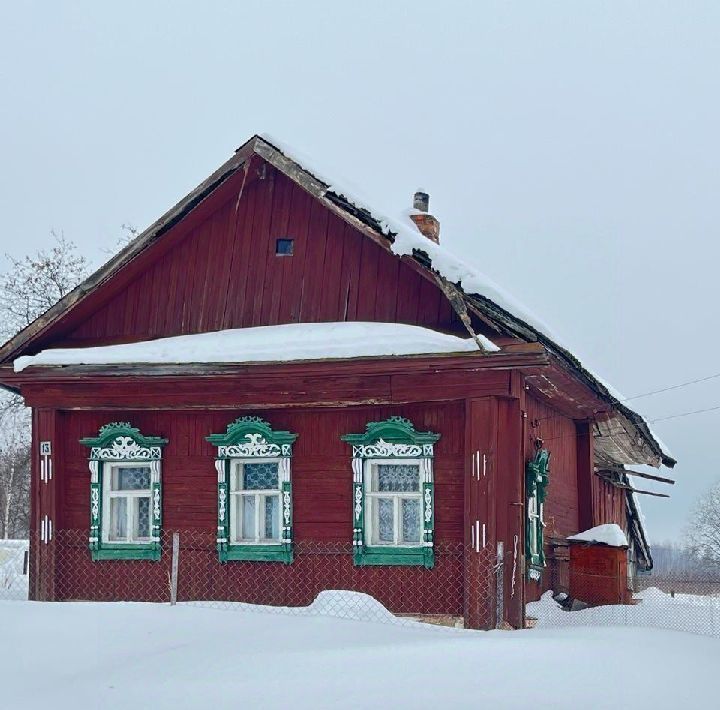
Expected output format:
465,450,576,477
1,595,719,709
0,540,28,600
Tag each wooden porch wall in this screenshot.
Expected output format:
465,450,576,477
591,475,627,531
526,394,579,539
57,168,458,348
524,394,579,601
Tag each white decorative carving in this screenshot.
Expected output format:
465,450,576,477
218,433,281,459
354,485,363,522
218,487,227,524
88,460,99,484
422,444,434,457
214,459,225,483
90,488,100,520
528,567,541,582
352,439,423,459
424,487,432,523
153,487,161,521
283,490,291,526
279,457,290,483
91,436,162,461
351,457,363,483
150,460,161,484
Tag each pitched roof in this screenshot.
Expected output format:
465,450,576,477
0,134,675,469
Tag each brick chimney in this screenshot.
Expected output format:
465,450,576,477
409,189,440,243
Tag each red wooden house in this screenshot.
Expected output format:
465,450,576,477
0,135,675,628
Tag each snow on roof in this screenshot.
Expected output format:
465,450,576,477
260,134,673,465
567,524,629,548
13,322,496,372
262,134,559,339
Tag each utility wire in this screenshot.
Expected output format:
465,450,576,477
649,404,720,424
621,372,720,402
529,370,720,426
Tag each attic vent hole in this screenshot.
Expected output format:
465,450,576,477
276,238,294,256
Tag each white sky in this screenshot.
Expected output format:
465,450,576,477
1,1,718,541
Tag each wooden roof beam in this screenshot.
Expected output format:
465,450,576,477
595,471,670,498
597,466,675,485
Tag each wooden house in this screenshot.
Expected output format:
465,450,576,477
0,135,675,628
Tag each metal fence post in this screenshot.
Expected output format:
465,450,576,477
170,532,180,605
496,541,504,628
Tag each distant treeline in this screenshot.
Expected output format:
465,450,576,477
649,542,719,580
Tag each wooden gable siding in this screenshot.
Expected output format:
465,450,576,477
526,395,579,538
56,166,457,348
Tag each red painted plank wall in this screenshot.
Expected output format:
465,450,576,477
60,168,458,347
53,401,466,613
591,475,627,532
526,395,579,539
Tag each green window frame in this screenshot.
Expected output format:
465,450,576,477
525,448,550,580
207,417,298,564
80,422,168,561
341,416,439,568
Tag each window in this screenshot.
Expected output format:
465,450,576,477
80,422,167,561
275,238,294,255
342,416,439,567
525,447,550,580
207,417,297,563
104,464,152,543
366,461,423,546
230,460,282,544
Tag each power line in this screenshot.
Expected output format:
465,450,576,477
622,372,720,402
529,370,720,426
649,404,720,424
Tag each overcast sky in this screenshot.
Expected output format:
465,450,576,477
1,1,718,541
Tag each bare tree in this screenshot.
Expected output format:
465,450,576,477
685,481,720,572
0,407,31,538
0,230,89,342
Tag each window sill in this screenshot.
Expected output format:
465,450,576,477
219,543,293,564
354,546,433,568
91,544,161,561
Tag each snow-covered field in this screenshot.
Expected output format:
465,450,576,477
1,594,718,710
0,540,28,600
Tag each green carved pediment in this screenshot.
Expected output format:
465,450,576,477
206,416,298,458
341,416,440,447
80,422,168,460
342,416,440,460
206,416,297,447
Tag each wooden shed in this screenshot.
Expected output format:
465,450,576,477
0,135,675,628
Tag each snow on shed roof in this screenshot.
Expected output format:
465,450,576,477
13,322,494,372
567,524,629,548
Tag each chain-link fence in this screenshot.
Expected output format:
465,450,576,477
15,532,719,637
528,572,720,638
2,531,503,630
